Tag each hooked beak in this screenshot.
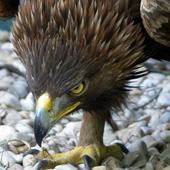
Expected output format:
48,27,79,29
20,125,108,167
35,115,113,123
34,93,80,146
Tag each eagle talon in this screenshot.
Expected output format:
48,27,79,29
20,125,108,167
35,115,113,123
35,160,48,170
32,144,124,169
115,143,129,154
82,155,93,170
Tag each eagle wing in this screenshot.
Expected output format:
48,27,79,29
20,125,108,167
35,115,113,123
141,0,170,47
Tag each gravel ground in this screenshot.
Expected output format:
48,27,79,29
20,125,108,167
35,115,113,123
0,29,170,170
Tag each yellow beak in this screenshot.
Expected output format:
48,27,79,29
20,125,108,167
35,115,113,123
34,92,80,146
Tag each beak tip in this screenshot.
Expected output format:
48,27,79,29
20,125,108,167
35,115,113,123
34,132,42,147
34,111,49,147
34,125,48,147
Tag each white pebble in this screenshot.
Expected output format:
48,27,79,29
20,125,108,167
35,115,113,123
23,154,37,167
140,73,165,89
92,166,106,170
0,151,16,167
160,131,170,143
62,122,81,138
0,91,20,109
7,163,24,170
9,80,28,98
54,164,78,170
0,30,9,42
15,123,33,134
3,109,22,126
157,92,170,107
0,125,16,141
1,42,14,52
20,93,35,111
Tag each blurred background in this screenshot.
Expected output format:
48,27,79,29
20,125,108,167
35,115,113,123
0,19,13,31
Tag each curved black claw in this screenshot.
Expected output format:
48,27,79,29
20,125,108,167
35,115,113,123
83,155,94,170
115,143,129,154
35,160,48,170
23,149,40,157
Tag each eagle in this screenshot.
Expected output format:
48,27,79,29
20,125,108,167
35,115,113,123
0,0,170,169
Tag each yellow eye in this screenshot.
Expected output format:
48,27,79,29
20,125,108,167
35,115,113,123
70,83,85,95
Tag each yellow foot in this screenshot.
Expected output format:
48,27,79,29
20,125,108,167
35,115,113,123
28,143,127,170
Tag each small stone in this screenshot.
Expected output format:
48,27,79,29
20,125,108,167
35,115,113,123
160,147,170,161
0,76,15,90
3,109,22,126
62,122,81,138
1,42,14,52
163,166,170,170
149,154,160,168
0,125,16,141
23,154,37,167
140,73,165,89
149,111,162,128
129,121,147,128
0,80,11,90
19,111,33,119
7,163,24,170
0,91,20,109
20,93,35,111
92,166,106,170
53,124,63,133
102,156,121,169
60,118,69,124
125,141,148,168
0,151,16,167
128,141,148,156
148,147,160,157
0,69,9,79
15,123,33,134
68,111,83,121
0,30,9,42
144,163,154,170
117,127,143,143
158,123,170,131
160,131,170,143
78,164,85,169
8,139,30,154
137,96,151,108
160,112,170,123
54,164,78,170
10,153,23,163
151,130,162,142
19,119,33,127
157,93,170,107
138,115,151,122
123,151,140,167
9,80,28,98
141,135,156,148
24,166,34,170
11,132,34,143
140,126,153,135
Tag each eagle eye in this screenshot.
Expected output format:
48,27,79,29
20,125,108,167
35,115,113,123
69,82,85,96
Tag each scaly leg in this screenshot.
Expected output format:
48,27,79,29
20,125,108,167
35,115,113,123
32,112,126,169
